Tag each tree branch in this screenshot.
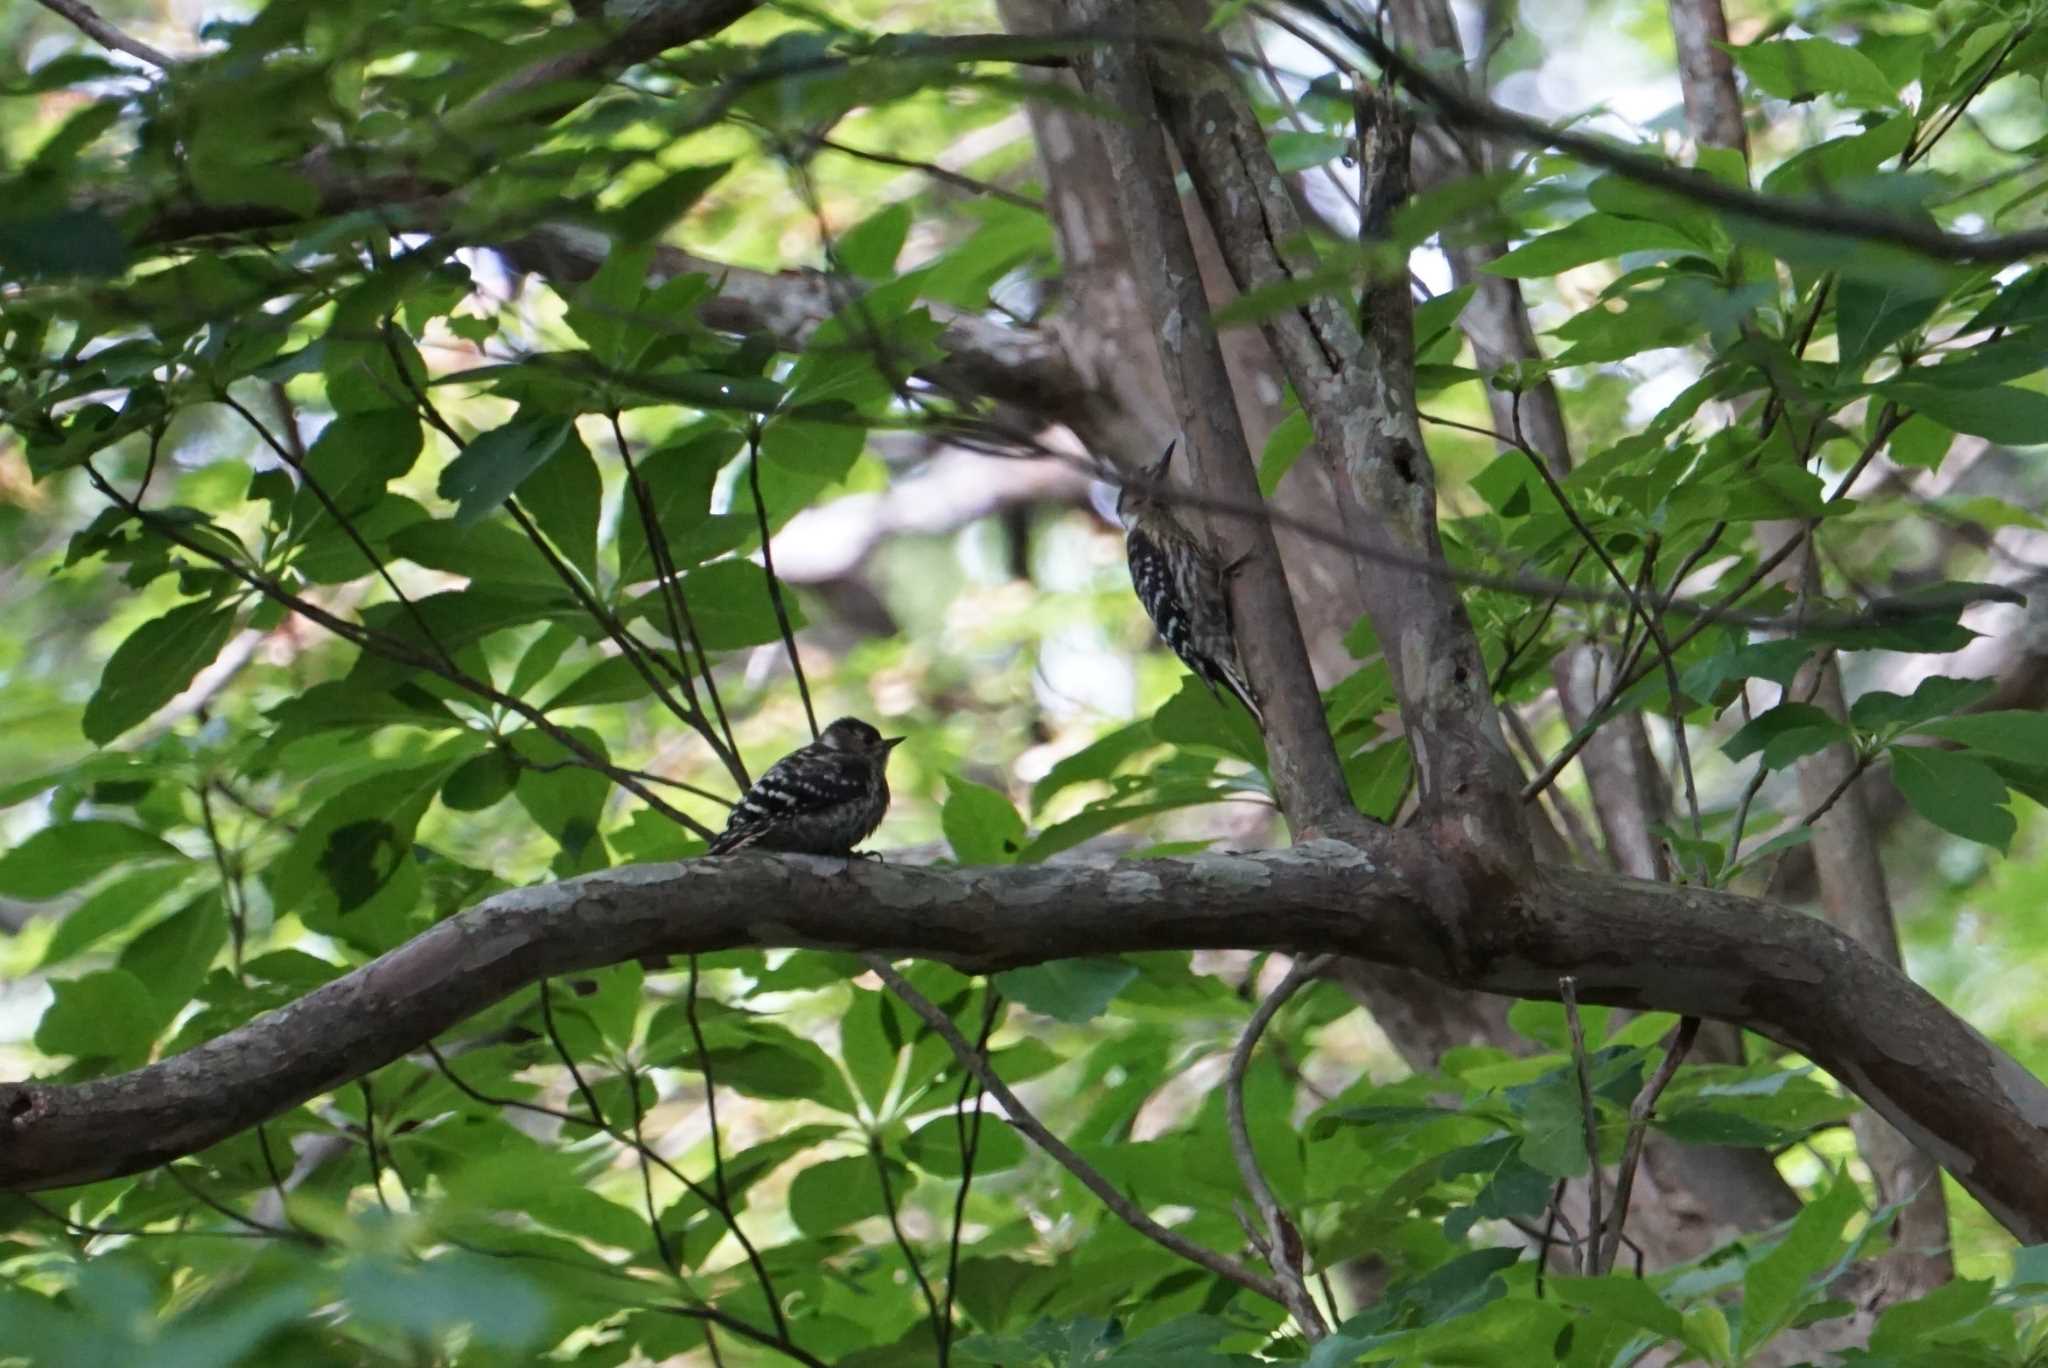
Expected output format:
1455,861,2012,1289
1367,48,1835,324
1069,0,1354,834
1227,955,1334,1337
33,0,177,69
865,954,1289,1306
3,846,2046,1248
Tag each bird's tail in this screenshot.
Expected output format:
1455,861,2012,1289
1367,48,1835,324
1214,659,1264,730
706,826,761,856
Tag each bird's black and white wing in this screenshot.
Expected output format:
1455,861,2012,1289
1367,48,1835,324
708,746,876,855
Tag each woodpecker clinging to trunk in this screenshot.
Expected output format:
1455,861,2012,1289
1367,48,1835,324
708,716,905,856
1116,440,1263,728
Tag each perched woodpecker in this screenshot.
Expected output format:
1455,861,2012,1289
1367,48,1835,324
708,716,905,856
1117,440,1263,727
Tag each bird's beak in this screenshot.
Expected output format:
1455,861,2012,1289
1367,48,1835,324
1149,438,1178,480
883,736,907,750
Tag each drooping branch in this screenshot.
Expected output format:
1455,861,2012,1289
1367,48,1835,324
4,846,2048,1247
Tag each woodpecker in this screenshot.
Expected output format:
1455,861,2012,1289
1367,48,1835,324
708,716,905,856
1117,440,1263,727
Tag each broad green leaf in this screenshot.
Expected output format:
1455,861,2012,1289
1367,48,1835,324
510,728,611,875
788,1153,896,1237
610,162,732,243
941,778,1026,865
1732,37,1900,108
1848,675,1993,736
83,602,240,745
1913,710,2048,762
994,959,1137,1023
1721,702,1847,769
1883,384,2048,445
837,203,912,280
1487,214,1708,277
34,968,159,1066
625,560,807,650
517,426,602,581
1889,745,2014,850
1740,1174,1864,1353
119,897,226,1024
0,820,187,899
38,864,198,967
902,1114,1026,1177
438,411,577,528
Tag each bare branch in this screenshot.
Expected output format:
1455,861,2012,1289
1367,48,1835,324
863,953,1291,1307
1227,955,1335,1339
1560,976,1604,1275
1600,1016,1700,1273
33,0,177,69
3,847,2046,1249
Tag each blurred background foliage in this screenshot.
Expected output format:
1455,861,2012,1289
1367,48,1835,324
3,0,2048,1362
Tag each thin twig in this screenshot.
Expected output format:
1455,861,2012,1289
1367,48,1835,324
746,421,819,740
872,1138,947,1359
423,1039,790,1326
941,991,1001,1361
1559,976,1603,1275
625,1064,680,1277
539,978,607,1126
358,1079,392,1214
80,460,715,837
864,954,1290,1307
1226,955,1335,1341
808,134,1043,211
163,1165,318,1245
1599,1017,1700,1272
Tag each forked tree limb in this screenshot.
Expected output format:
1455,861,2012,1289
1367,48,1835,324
4,845,2047,1245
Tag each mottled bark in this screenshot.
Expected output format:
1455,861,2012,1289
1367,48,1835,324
7,849,2048,1249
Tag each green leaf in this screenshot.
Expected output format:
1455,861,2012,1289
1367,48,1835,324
119,897,226,1023
441,750,518,811
1741,1174,1864,1353
838,203,912,280
626,560,807,650
1551,1275,1684,1341
994,959,1137,1023
438,411,577,527
518,425,602,581
611,162,732,243
510,729,611,874
941,779,1026,865
1516,1077,1592,1178
1835,275,1945,373
1487,214,1708,277
1761,113,1913,197
38,864,197,967
83,601,240,744
1883,384,2048,445
1269,130,1352,173
788,1153,895,1237
1722,703,1848,769
902,1114,1026,1177
1889,745,2014,850
34,969,159,1065
0,820,187,900
1887,413,1953,470
1732,37,1900,108
1258,407,1311,497
1913,710,2048,762
1848,675,1992,736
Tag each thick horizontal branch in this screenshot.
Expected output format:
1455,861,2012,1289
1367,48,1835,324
3,844,2045,1246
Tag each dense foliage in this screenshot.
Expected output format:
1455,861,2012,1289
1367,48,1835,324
4,0,2048,1363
